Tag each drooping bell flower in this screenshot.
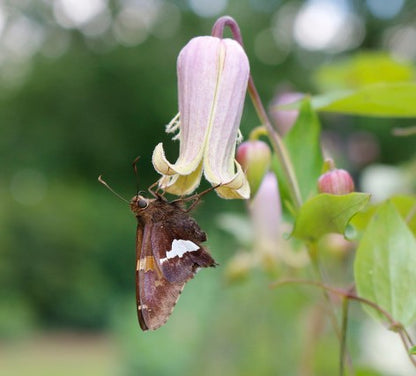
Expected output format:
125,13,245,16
152,36,250,199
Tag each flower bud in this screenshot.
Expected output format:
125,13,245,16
236,140,271,196
318,162,355,195
269,91,304,136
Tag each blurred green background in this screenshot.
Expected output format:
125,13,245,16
1,0,415,375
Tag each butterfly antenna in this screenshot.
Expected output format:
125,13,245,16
132,156,141,195
98,175,129,204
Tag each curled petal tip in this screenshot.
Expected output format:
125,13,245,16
158,162,204,196
152,143,176,176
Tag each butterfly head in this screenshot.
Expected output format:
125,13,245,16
130,195,153,216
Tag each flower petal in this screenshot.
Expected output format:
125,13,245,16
213,160,250,199
152,142,197,176
159,161,203,196
153,37,224,179
203,38,250,199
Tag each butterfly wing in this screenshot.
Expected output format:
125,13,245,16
136,222,187,331
135,209,216,331
151,218,216,283
135,222,147,330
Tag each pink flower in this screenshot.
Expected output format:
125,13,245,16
152,36,250,199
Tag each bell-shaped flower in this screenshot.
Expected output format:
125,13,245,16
152,36,250,199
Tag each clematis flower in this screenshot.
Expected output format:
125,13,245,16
152,36,250,199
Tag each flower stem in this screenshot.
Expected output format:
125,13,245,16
308,243,342,340
247,77,302,209
212,16,302,210
340,297,349,376
248,125,268,141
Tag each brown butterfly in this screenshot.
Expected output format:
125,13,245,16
99,176,217,331
130,189,216,330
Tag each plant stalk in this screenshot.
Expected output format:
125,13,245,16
340,297,349,376
211,16,302,210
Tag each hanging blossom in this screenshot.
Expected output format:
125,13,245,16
152,36,250,199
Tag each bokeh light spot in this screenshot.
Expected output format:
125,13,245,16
54,0,108,28
189,0,228,18
366,0,404,20
294,0,364,52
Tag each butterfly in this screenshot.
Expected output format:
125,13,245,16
99,174,217,331
129,188,217,331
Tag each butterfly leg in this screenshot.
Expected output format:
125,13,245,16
176,184,221,212
148,180,159,197
148,180,168,200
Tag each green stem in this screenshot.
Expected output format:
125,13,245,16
340,298,349,376
211,16,302,210
249,125,268,141
309,244,342,340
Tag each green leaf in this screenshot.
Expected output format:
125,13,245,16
351,195,416,237
355,369,384,376
410,346,416,356
277,83,416,118
291,193,370,242
313,52,414,91
272,98,323,207
354,201,416,327
311,83,416,117
390,196,416,236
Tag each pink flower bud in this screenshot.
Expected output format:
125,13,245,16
236,140,271,196
269,91,304,136
318,164,355,195
249,172,281,251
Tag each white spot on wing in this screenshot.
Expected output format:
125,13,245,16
160,239,199,263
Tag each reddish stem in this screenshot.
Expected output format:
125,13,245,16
211,16,302,209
